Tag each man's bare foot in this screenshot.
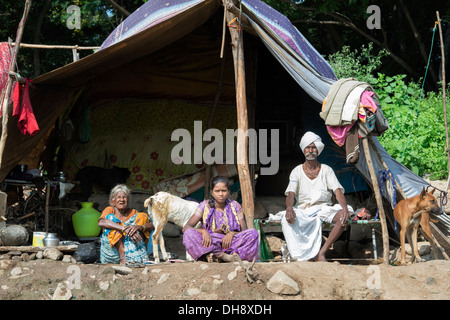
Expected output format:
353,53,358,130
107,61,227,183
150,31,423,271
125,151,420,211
315,252,327,262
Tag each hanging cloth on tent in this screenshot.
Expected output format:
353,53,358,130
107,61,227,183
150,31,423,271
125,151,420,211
11,78,40,136
320,78,373,126
0,42,11,95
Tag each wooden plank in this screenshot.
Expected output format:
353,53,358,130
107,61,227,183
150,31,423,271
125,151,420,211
429,222,450,259
0,245,78,253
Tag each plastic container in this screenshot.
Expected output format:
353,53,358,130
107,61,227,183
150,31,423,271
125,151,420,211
32,231,47,247
72,202,102,238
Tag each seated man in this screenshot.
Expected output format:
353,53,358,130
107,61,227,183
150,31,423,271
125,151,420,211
281,131,354,261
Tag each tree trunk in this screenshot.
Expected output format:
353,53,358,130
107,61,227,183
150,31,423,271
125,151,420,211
33,0,52,77
398,0,438,88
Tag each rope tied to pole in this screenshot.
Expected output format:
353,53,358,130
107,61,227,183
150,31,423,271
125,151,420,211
376,169,398,231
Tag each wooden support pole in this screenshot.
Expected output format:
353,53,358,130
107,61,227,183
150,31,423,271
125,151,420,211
227,10,255,229
0,0,32,169
45,182,51,233
362,136,390,264
436,12,450,191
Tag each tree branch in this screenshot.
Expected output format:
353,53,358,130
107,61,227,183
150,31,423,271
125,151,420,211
280,0,420,78
106,0,130,17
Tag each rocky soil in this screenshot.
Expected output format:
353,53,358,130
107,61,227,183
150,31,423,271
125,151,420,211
0,237,448,302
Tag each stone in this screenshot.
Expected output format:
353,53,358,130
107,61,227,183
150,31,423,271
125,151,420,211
111,266,133,275
186,288,201,296
101,266,116,274
10,267,22,277
98,281,110,291
52,283,72,300
7,251,22,256
266,270,300,295
157,273,170,284
0,259,16,270
43,248,63,260
36,251,44,259
212,279,224,289
20,253,30,261
62,255,76,263
227,270,237,281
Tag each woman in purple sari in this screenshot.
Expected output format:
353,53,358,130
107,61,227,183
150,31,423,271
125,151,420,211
182,176,259,262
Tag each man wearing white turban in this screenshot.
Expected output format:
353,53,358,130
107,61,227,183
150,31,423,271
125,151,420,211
281,131,353,261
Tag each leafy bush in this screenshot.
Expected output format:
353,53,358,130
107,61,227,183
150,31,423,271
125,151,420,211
374,75,449,179
327,45,449,179
327,43,388,84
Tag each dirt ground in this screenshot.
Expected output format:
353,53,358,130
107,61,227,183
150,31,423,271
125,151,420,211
0,233,449,302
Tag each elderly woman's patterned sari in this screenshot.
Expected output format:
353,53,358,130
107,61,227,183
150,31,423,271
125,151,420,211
99,207,150,264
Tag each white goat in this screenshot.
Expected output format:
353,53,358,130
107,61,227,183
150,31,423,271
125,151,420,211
143,191,200,263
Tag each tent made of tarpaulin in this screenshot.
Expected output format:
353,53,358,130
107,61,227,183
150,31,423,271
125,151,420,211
1,0,449,238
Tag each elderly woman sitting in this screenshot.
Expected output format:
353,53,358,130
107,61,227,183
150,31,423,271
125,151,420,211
98,184,154,264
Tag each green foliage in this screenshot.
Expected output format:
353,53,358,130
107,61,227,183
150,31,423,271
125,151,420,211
374,75,449,179
328,44,449,179
327,43,388,84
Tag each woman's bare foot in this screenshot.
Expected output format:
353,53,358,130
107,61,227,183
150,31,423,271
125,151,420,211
206,253,215,263
216,252,238,262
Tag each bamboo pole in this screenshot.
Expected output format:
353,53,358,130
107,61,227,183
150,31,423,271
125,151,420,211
227,10,255,229
11,43,100,50
362,136,390,264
0,0,32,169
437,12,450,191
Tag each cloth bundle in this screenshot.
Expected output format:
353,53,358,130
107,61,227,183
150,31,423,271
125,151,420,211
320,78,389,164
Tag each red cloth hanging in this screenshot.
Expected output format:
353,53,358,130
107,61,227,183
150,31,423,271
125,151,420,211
0,42,11,94
11,78,40,136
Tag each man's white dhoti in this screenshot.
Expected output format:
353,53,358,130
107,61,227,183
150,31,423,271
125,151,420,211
281,163,354,261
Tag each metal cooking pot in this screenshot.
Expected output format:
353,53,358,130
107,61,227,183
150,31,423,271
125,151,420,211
43,233,60,246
